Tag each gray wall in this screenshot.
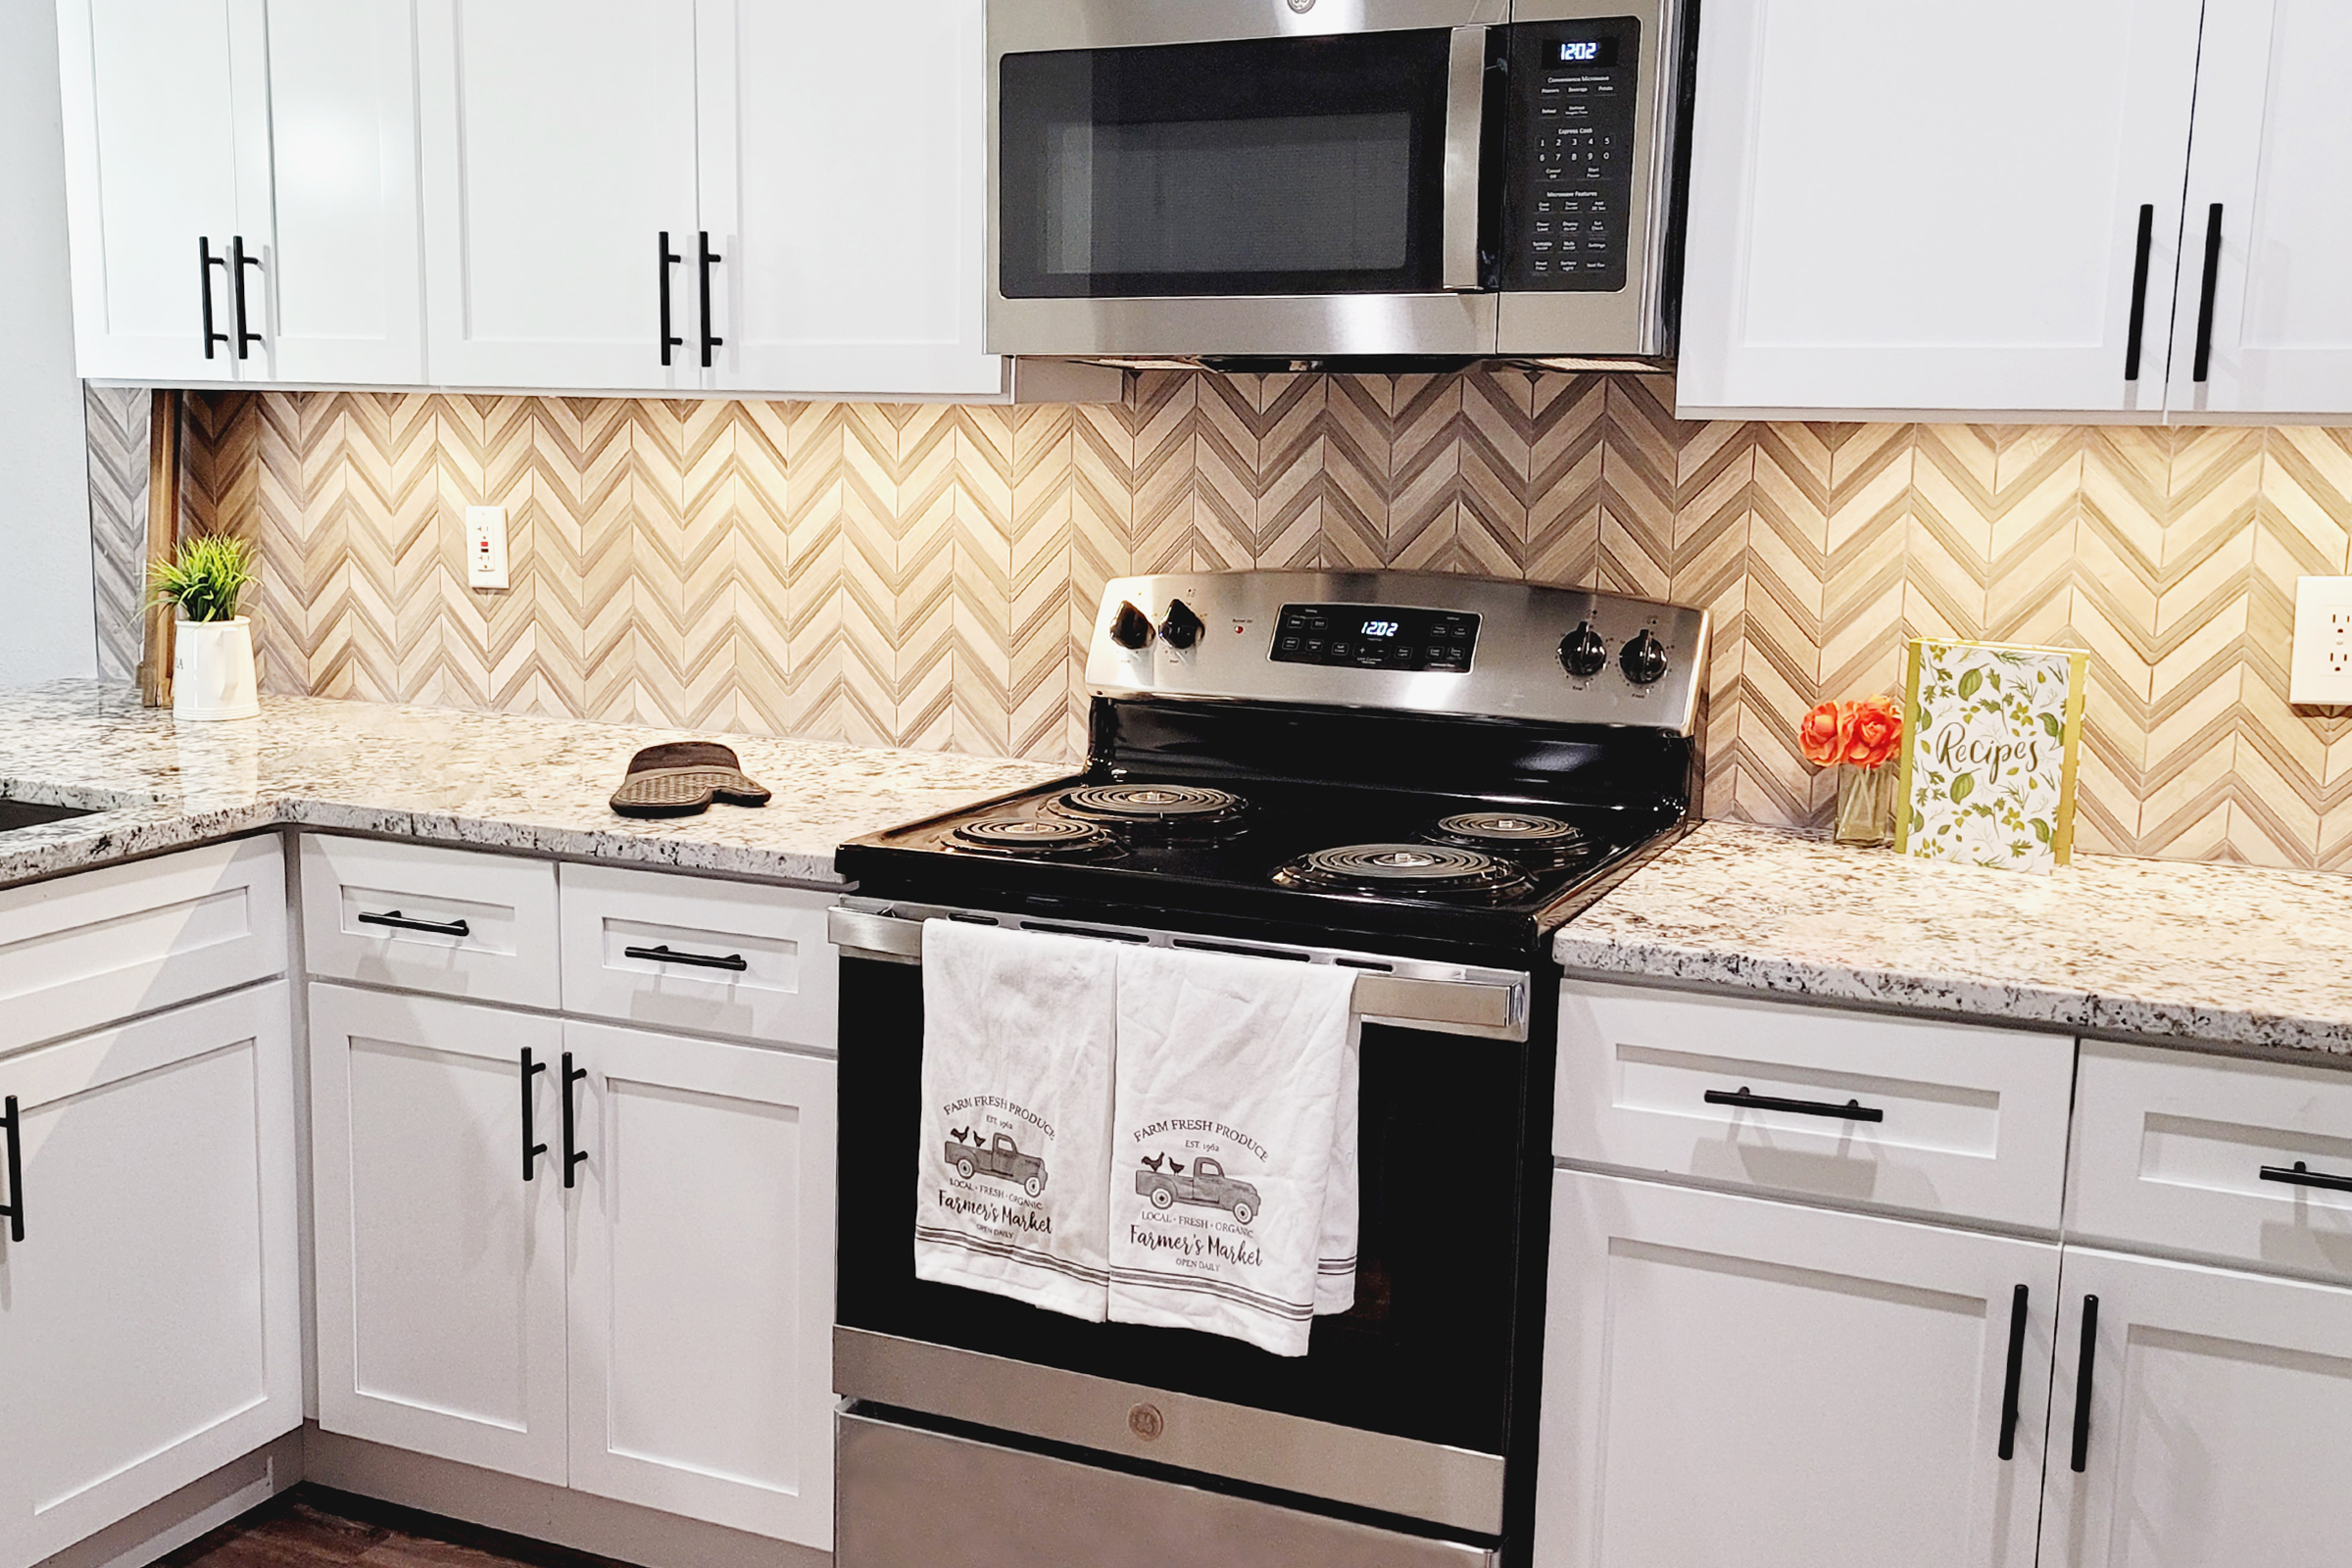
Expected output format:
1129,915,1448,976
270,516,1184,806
0,0,99,685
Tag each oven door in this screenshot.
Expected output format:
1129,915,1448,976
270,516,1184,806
988,0,1509,359
831,902,1545,1542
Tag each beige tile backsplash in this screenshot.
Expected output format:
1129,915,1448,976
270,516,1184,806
107,371,2352,871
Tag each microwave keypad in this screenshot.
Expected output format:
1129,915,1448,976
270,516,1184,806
1506,20,1641,294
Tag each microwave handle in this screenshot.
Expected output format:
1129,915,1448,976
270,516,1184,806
1444,25,1490,292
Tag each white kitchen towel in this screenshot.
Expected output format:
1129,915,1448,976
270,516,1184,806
1106,945,1359,1356
915,920,1118,1321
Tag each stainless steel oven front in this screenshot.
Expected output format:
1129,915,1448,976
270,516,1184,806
987,0,1689,365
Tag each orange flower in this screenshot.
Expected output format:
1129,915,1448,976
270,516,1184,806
1841,696,1904,771
1797,700,1844,767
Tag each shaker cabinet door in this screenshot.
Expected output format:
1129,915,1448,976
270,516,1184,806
695,0,1001,398
416,0,702,390
564,1021,838,1549
1534,1171,2059,1568
2164,0,2352,418
309,984,569,1484
0,987,301,1568
1677,0,2207,417
2039,1249,2352,1568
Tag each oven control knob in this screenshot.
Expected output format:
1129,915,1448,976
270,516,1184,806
1108,601,1154,652
1160,599,1204,651
1620,630,1669,686
1559,621,1609,679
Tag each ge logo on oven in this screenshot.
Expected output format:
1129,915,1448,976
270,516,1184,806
1127,1403,1165,1442
1287,0,1315,12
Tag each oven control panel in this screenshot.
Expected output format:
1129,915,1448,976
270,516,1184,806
1270,605,1481,673
1504,17,1642,294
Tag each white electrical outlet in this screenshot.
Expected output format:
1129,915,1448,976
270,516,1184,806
466,505,510,591
2289,576,2352,705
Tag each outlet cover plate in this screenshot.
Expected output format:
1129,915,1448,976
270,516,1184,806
466,505,510,591
2290,576,2352,705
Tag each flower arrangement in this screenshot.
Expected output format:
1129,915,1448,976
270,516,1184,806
1798,695,1905,845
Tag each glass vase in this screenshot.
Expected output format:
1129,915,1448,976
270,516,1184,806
1834,763,1896,847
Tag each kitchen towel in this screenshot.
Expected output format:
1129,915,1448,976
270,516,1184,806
915,919,1118,1321
1106,945,1360,1357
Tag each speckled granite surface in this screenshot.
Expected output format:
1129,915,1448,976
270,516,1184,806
1557,821,2352,1057
0,681,1068,889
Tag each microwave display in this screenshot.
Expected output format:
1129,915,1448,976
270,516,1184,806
1553,37,1620,68
1506,19,1642,294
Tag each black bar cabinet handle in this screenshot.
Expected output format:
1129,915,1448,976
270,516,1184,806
562,1052,587,1189
357,909,471,938
1997,1283,2030,1460
698,230,723,369
2261,1160,2352,1195
2193,203,2224,383
625,943,749,973
2123,203,2154,381
520,1050,548,1183
659,231,683,367
199,238,229,359
2070,1294,2100,1473
1704,1086,1886,1124
231,235,264,360
1,1094,21,1245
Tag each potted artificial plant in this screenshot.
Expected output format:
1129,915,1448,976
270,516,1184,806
152,534,261,721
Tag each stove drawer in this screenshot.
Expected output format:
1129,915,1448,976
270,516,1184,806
1555,982,2075,1231
2070,1041,2352,1283
300,836,558,1008
835,1411,1499,1568
559,864,837,1049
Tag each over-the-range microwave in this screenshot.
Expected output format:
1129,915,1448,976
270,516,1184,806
987,0,1694,372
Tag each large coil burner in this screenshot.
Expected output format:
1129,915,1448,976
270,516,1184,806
1271,843,1538,903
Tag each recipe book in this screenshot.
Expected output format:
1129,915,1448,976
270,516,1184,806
1894,639,2089,874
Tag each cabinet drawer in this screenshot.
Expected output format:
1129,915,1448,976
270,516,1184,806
301,836,558,1008
1556,981,2075,1231
0,837,285,1057
2070,1041,2352,1283
558,864,836,1050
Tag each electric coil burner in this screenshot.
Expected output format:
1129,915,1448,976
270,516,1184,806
831,571,1711,1568
945,815,1119,859
1426,810,1598,871
1273,842,1539,902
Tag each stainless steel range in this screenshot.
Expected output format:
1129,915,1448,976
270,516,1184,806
829,570,1708,1568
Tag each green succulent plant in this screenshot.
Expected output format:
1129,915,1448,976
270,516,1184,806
149,534,257,624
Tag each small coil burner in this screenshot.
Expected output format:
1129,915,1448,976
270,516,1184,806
1425,810,1596,870
1273,843,1538,902
946,816,1121,860
1051,783,1249,841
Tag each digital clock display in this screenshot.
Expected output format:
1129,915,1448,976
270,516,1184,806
1361,620,1401,639
1553,36,1618,66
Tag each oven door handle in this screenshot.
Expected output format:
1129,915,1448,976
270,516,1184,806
827,907,1525,1038
1443,24,1490,292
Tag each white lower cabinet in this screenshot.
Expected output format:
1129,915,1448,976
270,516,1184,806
1535,1171,2059,1568
2039,1248,2352,1568
310,984,838,1549
0,986,302,1568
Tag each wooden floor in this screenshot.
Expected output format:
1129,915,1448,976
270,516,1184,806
160,1492,620,1568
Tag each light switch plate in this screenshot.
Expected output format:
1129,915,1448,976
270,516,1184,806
466,505,510,591
2289,576,2352,705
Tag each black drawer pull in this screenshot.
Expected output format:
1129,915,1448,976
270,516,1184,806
698,230,724,368
2123,203,2154,381
358,909,471,938
625,943,749,973
199,237,229,359
520,1050,548,1184
562,1052,588,1190
1,1094,21,1244
2193,203,2224,383
2070,1294,2100,1473
231,234,264,359
1997,1283,2030,1460
2260,1160,2352,1195
658,230,684,367
1704,1087,1886,1123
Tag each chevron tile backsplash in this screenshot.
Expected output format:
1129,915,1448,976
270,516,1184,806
90,371,2352,871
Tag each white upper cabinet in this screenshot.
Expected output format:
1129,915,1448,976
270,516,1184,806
57,0,423,386
697,0,1001,398
1678,0,2208,418
2165,0,2352,419
416,0,702,391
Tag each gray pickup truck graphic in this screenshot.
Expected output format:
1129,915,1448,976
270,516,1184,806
947,1131,1047,1199
1136,1156,1259,1226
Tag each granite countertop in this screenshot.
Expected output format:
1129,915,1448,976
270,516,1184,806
0,680,1069,889
1557,821,2352,1058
